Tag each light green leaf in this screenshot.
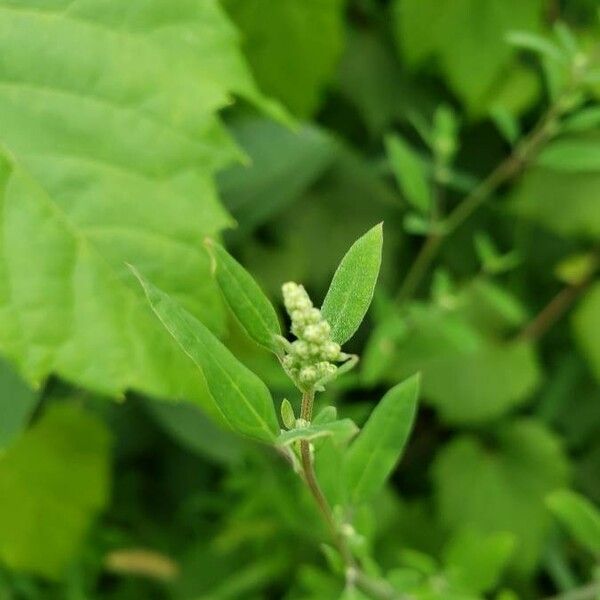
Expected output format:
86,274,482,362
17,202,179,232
0,0,276,407
506,31,564,62
385,135,432,213
277,419,358,447
510,165,600,238
132,268,279,443
537,138,600,172
223,0,346,117
206,239,281,353
433,420,569,574
280,398,296,430
219,118,336,233
0,358,38,449
344,374,420,505
547,489,600,554
562,107,600,132
555,253,598,286
321,224,383,345
573,283,600,382
374,304,540,424
393,0,544,115
0,405,111,579
443,529,515,594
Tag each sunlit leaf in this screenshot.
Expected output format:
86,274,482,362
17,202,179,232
132,268,279,443
322,224,383,345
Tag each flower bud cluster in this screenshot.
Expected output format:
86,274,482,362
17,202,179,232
281,282,343,388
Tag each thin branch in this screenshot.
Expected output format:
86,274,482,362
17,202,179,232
396,97,565,304
517,283,588,342
297,390,403,600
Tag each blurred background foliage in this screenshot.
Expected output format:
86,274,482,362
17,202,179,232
0,0,599,598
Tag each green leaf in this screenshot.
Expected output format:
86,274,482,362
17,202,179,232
510,165,600,238
537,138,600,172
393,0,544,115
573,283,600,383
547,489,600,554
132,267,279,443
321,223,384,345
0,405,111,579
443,529,515,595
372,304,540,424
385,135,432,213
0,358,38,449
280,399,296,430
219,118,336,234
223,0,346,117
205,239,281,353
506,31,564,62
562,107,600,132
277,419,358,447
344,374,420,505
433,420,569,574
0,0,276,407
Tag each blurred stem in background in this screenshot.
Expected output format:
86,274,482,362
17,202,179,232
396,68,590,304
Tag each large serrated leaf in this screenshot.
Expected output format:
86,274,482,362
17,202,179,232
0,0,275,405
133,268,279,443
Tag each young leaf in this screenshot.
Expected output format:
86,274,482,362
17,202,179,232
131,267,279,443
547,489,600,554
385,134,432,213
321,223,383,345
280,399,296,430
205,239,281,353
344,374,420,505
277,419,358,447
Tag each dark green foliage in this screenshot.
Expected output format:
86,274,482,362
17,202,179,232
0,1,599,599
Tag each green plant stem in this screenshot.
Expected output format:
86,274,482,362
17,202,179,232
517,282,589,342
297,390,402,600
396,99,564,304
545,582,600,600
517,249,598,342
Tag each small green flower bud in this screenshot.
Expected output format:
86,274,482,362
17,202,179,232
316,362,337,379
292,340,310,359
321,341,341,361
299,366,317,384
303,324,321,343
305,308,322,324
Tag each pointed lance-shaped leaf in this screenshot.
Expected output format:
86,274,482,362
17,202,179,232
321,223,383,345
130,266,279,443
343,373,420,505
205,239,281,353
385,134,432,213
